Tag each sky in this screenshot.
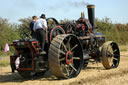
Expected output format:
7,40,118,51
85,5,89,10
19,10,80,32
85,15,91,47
0,0,128,24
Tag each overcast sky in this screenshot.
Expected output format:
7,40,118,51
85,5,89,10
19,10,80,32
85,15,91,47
0,0,128,24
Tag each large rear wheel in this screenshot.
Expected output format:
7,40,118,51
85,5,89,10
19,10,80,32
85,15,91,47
101,41,120,69
48,34,83,79
47,18,59,28
49,26,65,42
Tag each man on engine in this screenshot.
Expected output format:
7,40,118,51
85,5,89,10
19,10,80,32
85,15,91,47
33,14,47,54
30,16,37,38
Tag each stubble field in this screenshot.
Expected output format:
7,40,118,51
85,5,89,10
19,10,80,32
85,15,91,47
0,52,128,85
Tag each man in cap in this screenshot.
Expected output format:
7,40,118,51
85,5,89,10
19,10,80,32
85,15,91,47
33,14,47,54
29,16,37,38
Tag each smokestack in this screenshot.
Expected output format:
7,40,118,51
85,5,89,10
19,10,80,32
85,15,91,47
87,5,95,31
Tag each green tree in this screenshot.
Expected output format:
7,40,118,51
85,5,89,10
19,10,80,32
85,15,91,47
95,17,128,45
18,17,32,39
95,17,114,32
0,17,20,54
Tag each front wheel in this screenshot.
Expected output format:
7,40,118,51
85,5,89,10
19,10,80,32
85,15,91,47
101,41,120,69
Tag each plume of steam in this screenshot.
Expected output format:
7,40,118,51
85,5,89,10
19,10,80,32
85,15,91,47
71,1,93,7
47,1,93,11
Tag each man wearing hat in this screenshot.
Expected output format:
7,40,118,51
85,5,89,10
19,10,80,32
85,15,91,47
33,14,47,54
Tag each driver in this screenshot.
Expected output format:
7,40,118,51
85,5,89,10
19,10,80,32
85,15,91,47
33,14,47,54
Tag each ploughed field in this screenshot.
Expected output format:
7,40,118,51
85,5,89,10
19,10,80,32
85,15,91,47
0,52,128,85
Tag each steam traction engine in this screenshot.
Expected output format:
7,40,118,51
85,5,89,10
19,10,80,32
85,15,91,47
10,5,120,79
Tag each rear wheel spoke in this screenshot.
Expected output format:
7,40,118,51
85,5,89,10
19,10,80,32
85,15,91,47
59,50,66,55
71,44,78,52
69,64,77,72
61,64,69,76
60,57,65,61
73,57,80,60
62,42,68,51
67,37,71,51
65,65,70,76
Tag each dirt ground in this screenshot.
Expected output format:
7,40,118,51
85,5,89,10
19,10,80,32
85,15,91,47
0,52,128,85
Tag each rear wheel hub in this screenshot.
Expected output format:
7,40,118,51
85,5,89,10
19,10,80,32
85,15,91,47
66,51,73,64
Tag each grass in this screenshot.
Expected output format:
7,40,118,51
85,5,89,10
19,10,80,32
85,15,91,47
119,45,128,52
0,51,14,67
0,56,10,67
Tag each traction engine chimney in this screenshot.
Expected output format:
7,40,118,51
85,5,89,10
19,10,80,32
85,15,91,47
87,5,95,32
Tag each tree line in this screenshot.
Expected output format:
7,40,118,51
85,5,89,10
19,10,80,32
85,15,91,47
0,17,128,55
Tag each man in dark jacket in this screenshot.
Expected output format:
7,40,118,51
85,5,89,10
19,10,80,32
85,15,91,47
30,16,37,38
